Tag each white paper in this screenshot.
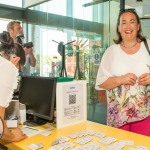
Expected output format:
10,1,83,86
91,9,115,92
21,125,41,137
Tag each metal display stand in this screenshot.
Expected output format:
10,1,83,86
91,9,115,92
52,40,75,77
74,50,81,80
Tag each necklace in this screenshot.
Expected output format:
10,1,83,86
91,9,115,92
121,41,137,48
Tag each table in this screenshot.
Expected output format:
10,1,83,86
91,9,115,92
1,121,150,150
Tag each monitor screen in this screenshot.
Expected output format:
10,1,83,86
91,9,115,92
19,76,56,123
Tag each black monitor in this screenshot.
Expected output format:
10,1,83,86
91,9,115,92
19,76,56,126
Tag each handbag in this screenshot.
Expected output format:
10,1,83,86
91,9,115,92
97,90,107,106
143,39,150,55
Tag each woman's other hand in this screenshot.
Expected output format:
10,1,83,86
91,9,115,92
11,128,28,142
138,73,150,85
10,56,20,68
121,73,138,85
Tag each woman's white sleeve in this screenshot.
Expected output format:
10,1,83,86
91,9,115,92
0,61,18,108
95,48,112,90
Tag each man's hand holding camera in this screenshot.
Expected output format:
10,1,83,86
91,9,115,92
24,47,36,67
24,47,33,55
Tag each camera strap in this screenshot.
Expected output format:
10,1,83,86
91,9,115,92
143,39,150,55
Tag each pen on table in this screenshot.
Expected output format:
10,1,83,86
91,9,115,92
25,127,39,131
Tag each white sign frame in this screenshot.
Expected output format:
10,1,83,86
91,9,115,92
56,80,87,128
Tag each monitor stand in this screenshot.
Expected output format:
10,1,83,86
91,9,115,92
23,114,48,127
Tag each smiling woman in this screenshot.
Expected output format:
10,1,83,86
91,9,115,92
0,56,27,142
95,9,150,136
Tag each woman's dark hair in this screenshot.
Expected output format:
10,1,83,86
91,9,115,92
0,31,14,51
0,31,25,67
6,44,26,67
114,9,145,44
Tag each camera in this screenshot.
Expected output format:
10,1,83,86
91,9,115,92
16,34,33,48
24,42,33,48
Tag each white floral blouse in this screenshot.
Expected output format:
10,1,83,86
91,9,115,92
96,40,150,127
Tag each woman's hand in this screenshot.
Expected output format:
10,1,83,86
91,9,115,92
10,56,20,68
11,128,27,142
138,73,150,85
121,73,137,85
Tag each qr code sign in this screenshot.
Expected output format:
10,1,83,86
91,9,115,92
69,94,76,104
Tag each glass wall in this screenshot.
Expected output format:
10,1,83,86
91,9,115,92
28,0,105,85
25,0,120,124
30,0,67,16
0,0,121,125
0,18,11,32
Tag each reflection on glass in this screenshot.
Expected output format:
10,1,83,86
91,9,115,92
0,0,22,7
73,0,92,21
29,0,66,16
